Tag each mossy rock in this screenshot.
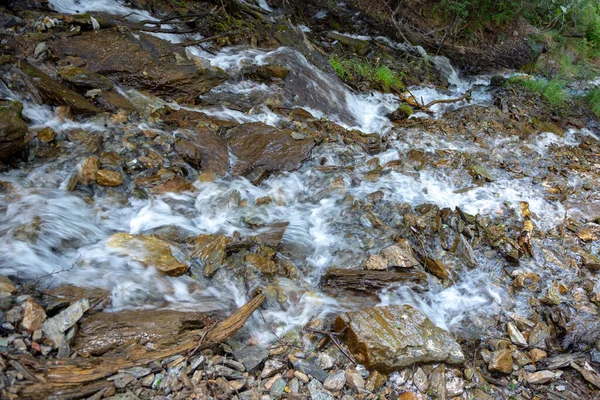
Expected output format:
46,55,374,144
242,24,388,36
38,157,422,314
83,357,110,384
387,104,413,122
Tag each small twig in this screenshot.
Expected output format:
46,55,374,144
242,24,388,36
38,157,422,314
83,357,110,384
304,327,355,364
187,320,219,358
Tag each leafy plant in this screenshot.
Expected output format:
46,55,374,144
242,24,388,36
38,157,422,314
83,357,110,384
328,57,405,93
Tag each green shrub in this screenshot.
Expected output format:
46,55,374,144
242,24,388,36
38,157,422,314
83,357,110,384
585,87,600,116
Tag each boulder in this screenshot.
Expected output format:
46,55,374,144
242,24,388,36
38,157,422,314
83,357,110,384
52,29,228,103
18,61,100,115
175,128,229,175
225,122,315,184
107,233,187,276
334,305,464,372
0,100,27,162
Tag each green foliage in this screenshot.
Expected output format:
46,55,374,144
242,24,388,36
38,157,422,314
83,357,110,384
328,57,405,93
585,87,600,116
508,76,567,107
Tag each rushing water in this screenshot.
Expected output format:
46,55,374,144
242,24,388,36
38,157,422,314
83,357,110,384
0,0,597,343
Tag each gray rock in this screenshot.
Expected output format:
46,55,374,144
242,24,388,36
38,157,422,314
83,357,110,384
293,359,329,383
119,366,152,378
345,368,364,392
261,359,286,378
42,298,89,348
233,345,269,372
270,378,287,397
323,370,346,391
308,379,335,400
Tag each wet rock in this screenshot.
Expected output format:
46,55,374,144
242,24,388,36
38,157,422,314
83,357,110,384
428,364,446,398
0,100,27,162
58,64,114,90
192,234,230,277
398,392,427,400
387,105,413,122
21,298,46,332
307,379,335,400
107,233,187,276
323,370,345,391
135,169,194,194
424,258,453,280
526,370,556,384
292,359,328,383
574,249,600,270
528,322,551,349
345,367,365,392
96,169,123,187
488,349,513,374
381,240,420,268
0,275,16,294
74,309,213,355
245,64,290,81
42,298,89,348
79,156,100,184
467,164,494,183
53,29,228,103
245,253,276,275
328,32,370,56
334,305,464,372
18,61,100,115
225,122,315,184
232,345,268,372
455,235,478,268
36,127,56,143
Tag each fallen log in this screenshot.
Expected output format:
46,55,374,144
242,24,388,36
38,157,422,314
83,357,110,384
322,268,428,293
19,292,265,398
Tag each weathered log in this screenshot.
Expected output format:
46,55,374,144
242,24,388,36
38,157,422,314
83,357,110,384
322,268,428,293
19,293,265,398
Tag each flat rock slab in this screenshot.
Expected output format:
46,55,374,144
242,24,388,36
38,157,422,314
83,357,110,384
232,345,269,372
334,305,464,372
225,122,316,184
52,29,228,103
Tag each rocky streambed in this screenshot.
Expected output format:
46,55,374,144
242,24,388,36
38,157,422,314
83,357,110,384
0,1,600,399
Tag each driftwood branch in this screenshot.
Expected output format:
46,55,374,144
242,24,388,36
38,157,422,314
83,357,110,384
20,292,265,397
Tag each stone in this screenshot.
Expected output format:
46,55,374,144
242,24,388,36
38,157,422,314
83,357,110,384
80,156,100,184
381,240,420,268
269,378,286,397
58,64,114,90
529,348,547,363
427,364,446,398
264,373,281,390
364,254,388,271
261,359,285,378
345,367,365,392
246,253,276,275
507,322,528,346
327,32,371,56
398,393,427,400
424,258,453,280
323,370,346,391
413,367,428,393
307,379,335,400
529,322,551,348
334,305,464,372
193,234,231,277
488,349,513,374
42,298,90,348
0,275,16,293
293,370,309,383
21,298,46,332
96,169,123,187
53,29,228,103
135,169,194,194
37,127,56,143
232,345,269,372
317,352,335,370
225,122,315,185
107,233,187,276
387,105,413,122
292,359,328,383
0,101,27,162
364,371,385,392
575,249,600,270
119,367,152,378
526,370,556,384
18,61,100,115
446,377,465,396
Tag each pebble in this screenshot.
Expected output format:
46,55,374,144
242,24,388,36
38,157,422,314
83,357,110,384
293,370,310,383
264,373,281,390
269,378,286,397
261,359,285,378
526,370,556,384
293,359,328,382
413,367,428,393
308,379,335,400
488,349,513,374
